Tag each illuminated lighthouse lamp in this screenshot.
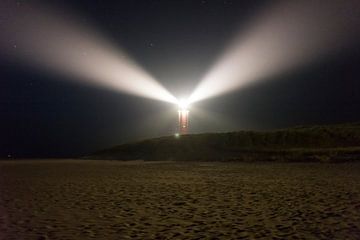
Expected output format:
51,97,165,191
177,99,190,135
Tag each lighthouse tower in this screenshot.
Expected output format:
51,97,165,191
177,99,189,135
178,108,189,134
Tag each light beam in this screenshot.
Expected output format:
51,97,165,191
0,2,177,104
189,0,360,103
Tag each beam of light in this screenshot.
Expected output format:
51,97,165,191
0,2,177,104
189,0,360,103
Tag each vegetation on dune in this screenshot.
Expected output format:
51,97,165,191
87,123,360,162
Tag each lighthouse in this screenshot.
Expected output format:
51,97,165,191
177,99,189,134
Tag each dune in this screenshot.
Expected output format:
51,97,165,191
88,122,360,162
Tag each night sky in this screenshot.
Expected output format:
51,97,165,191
1,0,360,158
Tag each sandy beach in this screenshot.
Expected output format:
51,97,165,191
0,160,360,239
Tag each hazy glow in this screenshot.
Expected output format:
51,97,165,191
0,2,177,104
189,0,360,103
189,105,238,133
177,99,190,110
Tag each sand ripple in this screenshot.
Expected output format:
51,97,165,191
0,160,360,239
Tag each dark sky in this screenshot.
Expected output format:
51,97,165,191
1,0,360,158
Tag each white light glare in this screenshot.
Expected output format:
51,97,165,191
177,99,189,110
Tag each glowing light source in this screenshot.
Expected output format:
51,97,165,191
178,99,189,110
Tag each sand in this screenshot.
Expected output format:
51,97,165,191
0,160,360,239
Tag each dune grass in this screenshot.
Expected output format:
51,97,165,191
88,123,360,162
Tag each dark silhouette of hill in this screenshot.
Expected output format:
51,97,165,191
87,123,360,162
